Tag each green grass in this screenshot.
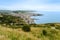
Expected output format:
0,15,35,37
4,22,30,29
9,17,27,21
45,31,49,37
0,23,60,40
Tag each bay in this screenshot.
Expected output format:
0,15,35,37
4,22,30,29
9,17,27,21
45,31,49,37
33,11,60,24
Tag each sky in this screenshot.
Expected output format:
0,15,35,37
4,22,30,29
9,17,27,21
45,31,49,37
0,0,60,11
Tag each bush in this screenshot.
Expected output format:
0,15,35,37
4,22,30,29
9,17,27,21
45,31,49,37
56,26,60,30
42,30,47,36
26,38,31,40
49,24,55,26
22,25,31,32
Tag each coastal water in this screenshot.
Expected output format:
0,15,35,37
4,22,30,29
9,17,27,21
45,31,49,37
33,11,60,24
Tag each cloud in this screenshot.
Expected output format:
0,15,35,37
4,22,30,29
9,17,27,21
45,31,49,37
5,3,60,11
0,0,60,11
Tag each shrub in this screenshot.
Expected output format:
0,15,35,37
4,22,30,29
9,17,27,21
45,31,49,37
26,38,31,40
49,24,55,26
42,30,47,36
56,26,60,30
22,25,31,32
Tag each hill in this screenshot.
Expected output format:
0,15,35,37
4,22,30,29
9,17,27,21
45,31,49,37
0,10,60,40
0,23,60,40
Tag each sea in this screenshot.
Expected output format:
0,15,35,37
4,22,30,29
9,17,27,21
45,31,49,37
32,11,60,24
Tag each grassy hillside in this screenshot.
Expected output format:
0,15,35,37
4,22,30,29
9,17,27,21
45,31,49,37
0,23,60,40
0,11,60,40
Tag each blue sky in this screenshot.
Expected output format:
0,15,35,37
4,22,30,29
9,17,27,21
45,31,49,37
0,0,60,11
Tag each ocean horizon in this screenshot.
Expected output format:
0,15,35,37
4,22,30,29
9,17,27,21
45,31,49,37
34,11,60,24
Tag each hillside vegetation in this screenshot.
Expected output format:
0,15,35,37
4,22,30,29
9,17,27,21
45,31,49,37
0,22,60,40
0,10,60,40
